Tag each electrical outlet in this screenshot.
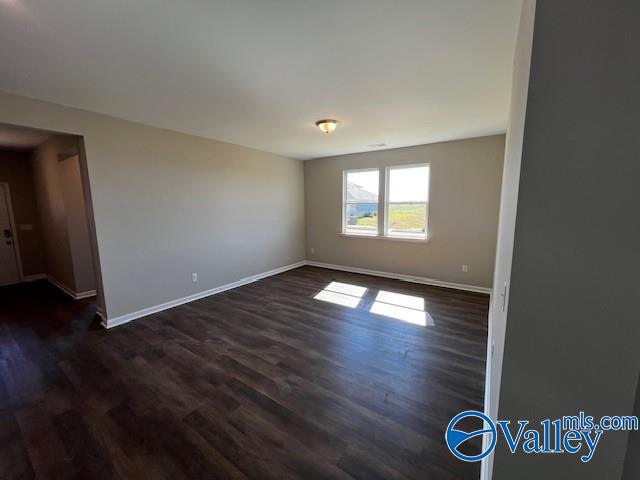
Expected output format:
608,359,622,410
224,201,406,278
192,272,198,282
310,247,315,254
462,265,469,273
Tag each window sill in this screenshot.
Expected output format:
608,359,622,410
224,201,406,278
339,233,430,243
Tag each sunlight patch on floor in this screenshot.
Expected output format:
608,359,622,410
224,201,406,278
370,290,435,326
314,281,367,308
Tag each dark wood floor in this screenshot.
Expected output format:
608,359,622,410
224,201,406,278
0,266,488,479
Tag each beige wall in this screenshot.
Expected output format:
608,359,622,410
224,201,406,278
31,135,97,293
31,136,87,291
0,149,46,276
304,135,504,289
0,91,306,320
58,154,97,293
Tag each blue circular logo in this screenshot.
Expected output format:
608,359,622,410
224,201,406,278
445,410,497,462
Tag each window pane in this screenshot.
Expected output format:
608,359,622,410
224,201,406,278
346,170,379,202
388,166,429,202
387,165,429,237
388,202,427,235
345,203,378,233
345,170,379,234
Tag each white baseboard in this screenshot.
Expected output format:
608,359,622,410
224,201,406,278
47,275,97,300
305,261,492,294
74,289,98,299
101,259,488,330
22,273,47,282
0,273,46,286
96,306,106,324
102,261,306,329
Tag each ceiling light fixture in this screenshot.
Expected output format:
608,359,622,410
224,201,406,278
315,119,339,134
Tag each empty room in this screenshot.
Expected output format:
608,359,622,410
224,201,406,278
0,1,638,479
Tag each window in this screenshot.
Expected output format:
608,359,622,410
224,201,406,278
343,169,379,235
385,164,429,239
341,164,430,240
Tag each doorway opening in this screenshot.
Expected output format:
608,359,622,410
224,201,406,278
0,122,105,319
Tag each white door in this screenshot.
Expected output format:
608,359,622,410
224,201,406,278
0,184,20,286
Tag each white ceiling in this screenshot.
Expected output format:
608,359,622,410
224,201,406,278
0,0,522,159
0,123,51,150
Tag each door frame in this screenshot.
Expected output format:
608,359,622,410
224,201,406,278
0,181,24,284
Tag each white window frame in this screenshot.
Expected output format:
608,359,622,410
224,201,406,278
342,168,380,236
384,163,430,240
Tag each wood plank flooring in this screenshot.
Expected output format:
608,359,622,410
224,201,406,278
0,266,489,479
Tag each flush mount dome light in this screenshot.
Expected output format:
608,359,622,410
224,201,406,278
315,119,340,134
